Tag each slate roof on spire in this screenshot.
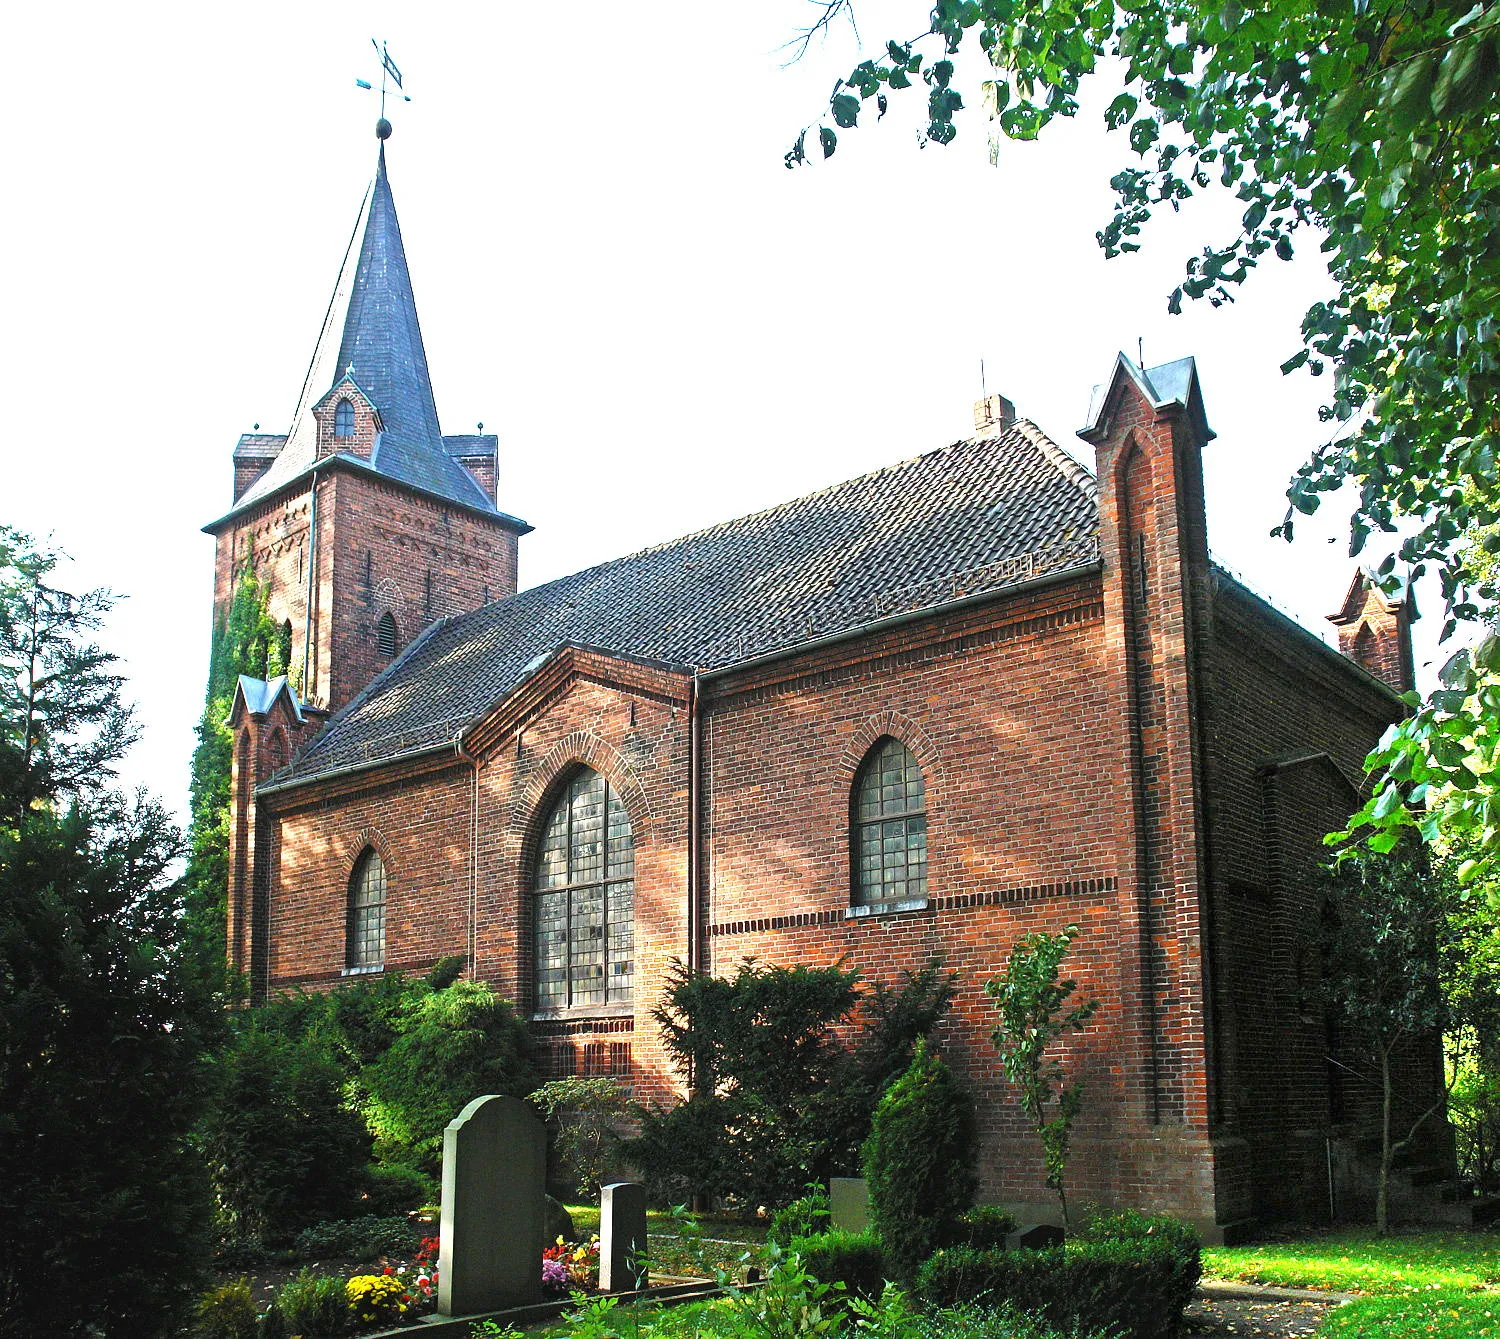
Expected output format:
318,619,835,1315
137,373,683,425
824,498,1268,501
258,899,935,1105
212,146,522,528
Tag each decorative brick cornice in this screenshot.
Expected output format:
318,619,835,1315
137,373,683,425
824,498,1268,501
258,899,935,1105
708,876,1116,938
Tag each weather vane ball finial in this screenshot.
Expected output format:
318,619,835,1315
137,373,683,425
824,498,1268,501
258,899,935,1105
376,117,392,140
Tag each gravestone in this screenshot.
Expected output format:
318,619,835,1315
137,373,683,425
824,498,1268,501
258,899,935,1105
828,1177,870,1232
1005,1222,1065,1251
438,1094,547,1316
598,1181,648,1292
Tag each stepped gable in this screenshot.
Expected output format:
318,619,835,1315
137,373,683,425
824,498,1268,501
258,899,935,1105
281,419,1099,785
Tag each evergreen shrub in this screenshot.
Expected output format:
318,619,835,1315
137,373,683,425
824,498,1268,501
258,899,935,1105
292,1216,418,1263
274,1271,354,1338
201,1028,370,1245
361,1162,435,1217
193,1279,259,1339
950,1204,1018,1249
359,979,532,1174
767,1184,831,1247
915,1231,1199,1339
788,1229,886,1304
1077,1206,1201,1310
861,1038,977,1281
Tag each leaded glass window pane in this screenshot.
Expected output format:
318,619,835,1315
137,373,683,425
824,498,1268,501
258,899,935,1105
347,850,386,968
852,739,928,907
531,768,635,1010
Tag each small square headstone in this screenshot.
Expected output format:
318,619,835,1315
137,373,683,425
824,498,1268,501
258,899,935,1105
437,1094,547,1316
599,1181,648,1292
829,1178,870,1232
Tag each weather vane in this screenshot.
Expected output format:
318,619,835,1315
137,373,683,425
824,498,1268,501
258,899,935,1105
356,39,411,139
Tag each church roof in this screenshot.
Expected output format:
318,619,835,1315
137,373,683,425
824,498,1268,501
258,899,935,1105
275,420,1101,787
217,146,511,523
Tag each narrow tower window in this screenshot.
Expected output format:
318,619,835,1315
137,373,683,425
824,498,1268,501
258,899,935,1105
346,849,386,971
334,399,355,438
376,611,398,658
533,769,634,1011
852,737,928,908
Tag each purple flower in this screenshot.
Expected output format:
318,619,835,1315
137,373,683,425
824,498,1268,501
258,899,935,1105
541,1257,570,1292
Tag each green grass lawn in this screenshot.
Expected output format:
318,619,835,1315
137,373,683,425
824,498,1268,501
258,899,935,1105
1316,1290,1500,1338
1203,1228,1500,1295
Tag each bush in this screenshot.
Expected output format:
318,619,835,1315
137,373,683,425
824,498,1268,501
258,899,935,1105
202,1027,370,1245
767,1184,831,1247
862,1038,977,1281
257,1302,291,1339
950,1205,1018,1250
531,1076,634,1194
293,1215,418,1263
1077,1205,1201,1311
789,1229,886,1304
361,1162,434,1217
916,1233,1199,1339
275,1271,353,1339
194,1279,259,1339
634,959,862,1206
359,979,532,1174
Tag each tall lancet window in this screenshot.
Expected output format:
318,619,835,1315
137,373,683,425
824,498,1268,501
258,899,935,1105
852,737,928,908
346,849,386,971
533,769,634,1011
334,398,355,439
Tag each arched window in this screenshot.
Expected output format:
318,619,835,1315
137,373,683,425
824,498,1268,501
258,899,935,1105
533,768,634,1011
376,611,398,658
347,849,386,970
852,737,928,908
334,398,355,438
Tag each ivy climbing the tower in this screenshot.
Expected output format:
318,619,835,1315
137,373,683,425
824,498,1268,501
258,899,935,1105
181,566,291,982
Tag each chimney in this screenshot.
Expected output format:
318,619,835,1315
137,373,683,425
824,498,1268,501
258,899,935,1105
1327,568,1417,695
973,392,1017,434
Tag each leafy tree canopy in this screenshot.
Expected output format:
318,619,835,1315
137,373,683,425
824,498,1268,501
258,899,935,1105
793,0,1500,864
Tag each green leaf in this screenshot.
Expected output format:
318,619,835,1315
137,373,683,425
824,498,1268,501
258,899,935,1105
831,94,860,128
819,126,837,159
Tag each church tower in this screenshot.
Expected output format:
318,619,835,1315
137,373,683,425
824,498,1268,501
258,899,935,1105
210,124,529,992
204,128,530,719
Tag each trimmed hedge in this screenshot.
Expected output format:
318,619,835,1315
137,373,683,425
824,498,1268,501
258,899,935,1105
949,1205,1019,1250
916,1214,1203,1339
292,1215,418,1263
788,1229,887,1305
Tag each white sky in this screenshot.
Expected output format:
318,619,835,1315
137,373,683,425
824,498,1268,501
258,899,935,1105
3,2,1423,828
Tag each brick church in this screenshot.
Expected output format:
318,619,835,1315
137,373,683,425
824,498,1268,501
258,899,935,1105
210,133,1439,1236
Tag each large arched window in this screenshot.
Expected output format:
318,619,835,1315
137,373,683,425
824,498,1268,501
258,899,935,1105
346,849,387,970
852,737,928,908
334,398,355,438
533,769,634,1011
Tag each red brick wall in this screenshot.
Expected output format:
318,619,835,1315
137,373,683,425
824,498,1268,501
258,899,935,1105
1200,580,1440,1222
318,470,519,713
210,464,521,715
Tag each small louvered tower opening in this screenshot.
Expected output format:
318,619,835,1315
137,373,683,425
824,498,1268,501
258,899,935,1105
377,611,398,658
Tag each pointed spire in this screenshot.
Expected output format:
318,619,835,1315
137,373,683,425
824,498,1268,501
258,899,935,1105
226,142,500,518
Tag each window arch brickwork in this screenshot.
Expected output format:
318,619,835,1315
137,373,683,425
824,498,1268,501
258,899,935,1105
532,768,635,1012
